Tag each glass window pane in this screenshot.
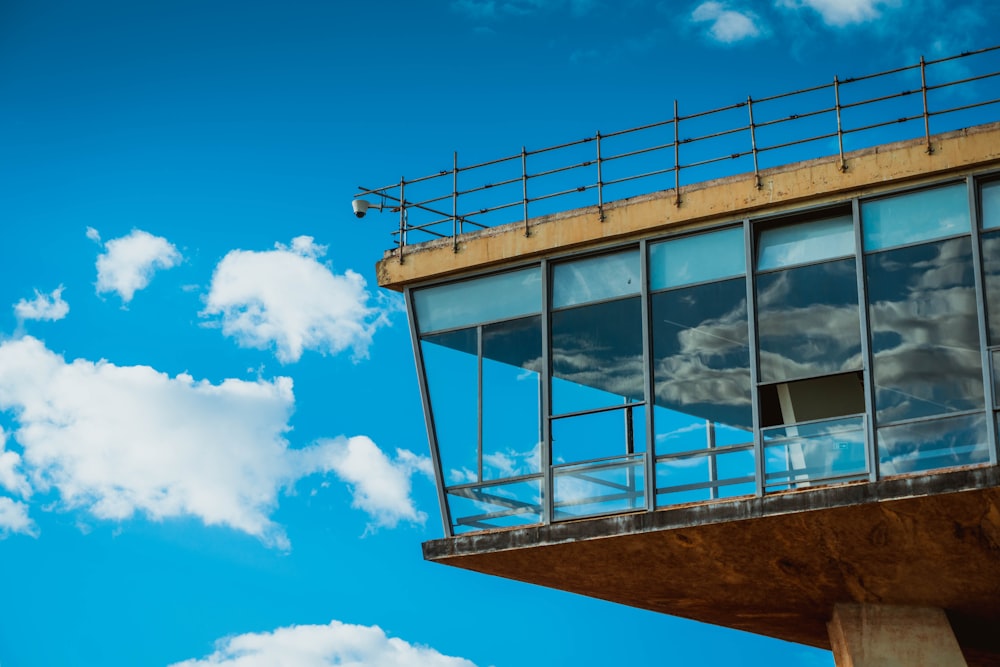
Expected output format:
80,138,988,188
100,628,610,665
878,412,988,476
651,278,752,456
413,267,541,334
763,415,867,491
552,249,640,308
552,405,645,466
421,332,479,483
656,447,754,506
982,231,1000,344
482,317,542,480
757,214,855,270
649,227,745,290
448,478,542,534
862,183,970,251
866,237,983,423
756,258,862,384
553,454,645,520
552,297,644,414
981,180,1000,230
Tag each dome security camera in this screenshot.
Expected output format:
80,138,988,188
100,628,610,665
352,199,371,218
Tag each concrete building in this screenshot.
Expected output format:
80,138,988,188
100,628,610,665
365,48,1000,666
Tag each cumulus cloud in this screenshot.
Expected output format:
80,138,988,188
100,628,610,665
0,497,37,538
299,436,432,532
691,1,762,43
168,620,478,667
202,236,393,364
14,286,69,322
0,429,31,498
776,0,898,26
93,228,182,303
0,337,427,547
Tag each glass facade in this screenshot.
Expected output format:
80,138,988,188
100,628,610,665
411,175,1000,536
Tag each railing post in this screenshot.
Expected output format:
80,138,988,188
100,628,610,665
748,95,761,189
398,178,406,264
673,99,681,207
522,146,529,237
596,131,605,222
835,76,847,172
920,55,933,154
452,152,459,253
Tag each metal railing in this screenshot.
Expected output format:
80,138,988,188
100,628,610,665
357,45,1000,256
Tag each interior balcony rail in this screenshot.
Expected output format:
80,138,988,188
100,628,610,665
357,45,1000,257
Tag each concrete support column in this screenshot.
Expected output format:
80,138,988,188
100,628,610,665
828,604,967,667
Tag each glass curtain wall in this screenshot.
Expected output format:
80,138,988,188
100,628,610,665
862,183,989,474
411,176,1000,537
649,227,755,504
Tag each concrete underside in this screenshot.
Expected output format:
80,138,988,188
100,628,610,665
424,467,1000,666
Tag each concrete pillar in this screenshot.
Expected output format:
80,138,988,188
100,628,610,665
828,604,967,667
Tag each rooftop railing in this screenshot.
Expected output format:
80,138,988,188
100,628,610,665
358,45,1000,257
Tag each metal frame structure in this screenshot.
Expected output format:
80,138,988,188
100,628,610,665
361,46,1000,257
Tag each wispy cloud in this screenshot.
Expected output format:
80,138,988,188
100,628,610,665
14,286,68,322
0,497,37,538
0,336,426,548
202,236,395,364
776,0,899,27
168,620,478,667
90,228,182,303
300,436,432,532
691,1,763,43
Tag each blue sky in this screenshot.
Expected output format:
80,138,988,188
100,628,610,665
0,1,997,665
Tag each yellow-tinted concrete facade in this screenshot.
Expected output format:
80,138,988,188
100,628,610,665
378,122,1000,291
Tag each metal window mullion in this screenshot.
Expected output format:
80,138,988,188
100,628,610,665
477,323,484,483
541,258,553,525
406,286,454,537
854,197,880,482
969,176,998,465
745,218,764,497
640,238,655,511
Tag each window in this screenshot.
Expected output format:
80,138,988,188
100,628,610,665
650,228,754,504
862,183,988,474
550,249,646,517
414,268,544,532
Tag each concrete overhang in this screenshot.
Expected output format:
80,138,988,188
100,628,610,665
377,122,1000,291
424,467,1000,666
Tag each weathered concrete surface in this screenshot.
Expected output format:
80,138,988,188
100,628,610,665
829,604,967,667
377,122,1000,290
424,467,1000,666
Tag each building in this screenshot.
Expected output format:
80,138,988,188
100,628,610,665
364,48,1000,666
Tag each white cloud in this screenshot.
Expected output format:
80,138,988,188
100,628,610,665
168,620,478,667
692,1,762,43
94,229,182,303
14,286,69,322
202,236,392,364
776,0,897,26
0,337,429,547
300,436,431,531
0,429,31,498
0,497,37,538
